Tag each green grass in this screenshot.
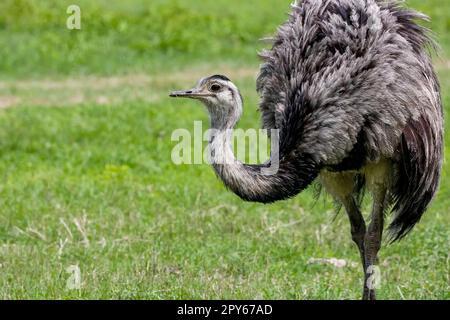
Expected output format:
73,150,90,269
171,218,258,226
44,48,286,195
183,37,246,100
0,0,449,79
0,0,448,299
0,0,286,79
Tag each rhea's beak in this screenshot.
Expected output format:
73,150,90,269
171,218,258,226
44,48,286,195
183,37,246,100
169,88,212,99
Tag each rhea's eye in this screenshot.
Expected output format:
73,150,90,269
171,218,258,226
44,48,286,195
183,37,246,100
209,84,222,92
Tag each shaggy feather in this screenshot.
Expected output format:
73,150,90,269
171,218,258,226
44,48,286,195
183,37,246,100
256,0,443,240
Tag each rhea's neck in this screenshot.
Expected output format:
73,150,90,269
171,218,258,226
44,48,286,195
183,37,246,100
208,104,241,130
202,96,319,204
205,99,284,205
207,103,241,167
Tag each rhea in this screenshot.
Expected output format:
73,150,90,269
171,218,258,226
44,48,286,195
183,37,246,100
170,0,443,300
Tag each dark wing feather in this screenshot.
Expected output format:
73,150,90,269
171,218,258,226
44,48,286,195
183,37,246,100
389,115,443,241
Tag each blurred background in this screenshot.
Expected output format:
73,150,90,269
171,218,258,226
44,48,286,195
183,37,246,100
0,0,448,299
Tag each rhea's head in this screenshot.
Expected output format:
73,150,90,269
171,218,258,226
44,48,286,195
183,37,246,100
170,75,243,128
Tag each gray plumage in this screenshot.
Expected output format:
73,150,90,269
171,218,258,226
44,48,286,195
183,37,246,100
170,0,443,300
257,0,443,240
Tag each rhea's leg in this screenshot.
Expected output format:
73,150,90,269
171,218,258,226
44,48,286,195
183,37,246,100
342,195,366,271
319,171,368,298
363,186,386,300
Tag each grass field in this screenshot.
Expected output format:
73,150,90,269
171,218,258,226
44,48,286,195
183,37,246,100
0,0,448,299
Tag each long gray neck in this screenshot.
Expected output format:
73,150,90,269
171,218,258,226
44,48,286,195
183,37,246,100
206,101,318,204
